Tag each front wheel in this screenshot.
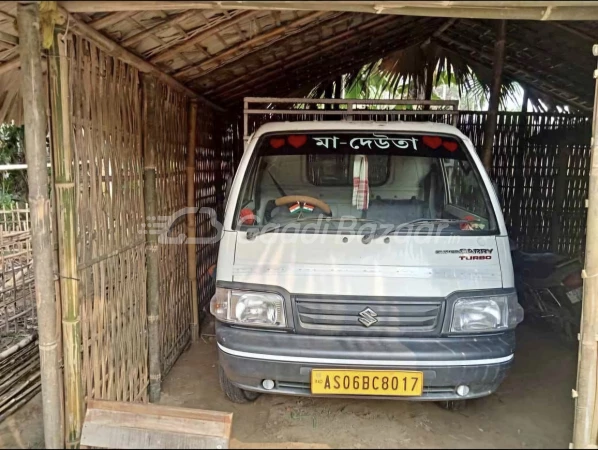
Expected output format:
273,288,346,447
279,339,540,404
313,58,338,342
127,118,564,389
436,400,467,412
218,365,261,404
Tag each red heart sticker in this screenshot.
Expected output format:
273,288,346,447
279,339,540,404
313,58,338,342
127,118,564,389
423,136,442,149
288,134,307,149
270,137,285,149
443,140,458,152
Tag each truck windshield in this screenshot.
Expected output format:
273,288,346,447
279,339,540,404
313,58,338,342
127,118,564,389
234,131,498,234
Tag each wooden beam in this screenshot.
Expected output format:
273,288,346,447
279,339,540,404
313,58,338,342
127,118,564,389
0,57,20,75
59,1,598,21
175,10,329,80
149,10,258,65
87,11,132,30
121,10,198,47
57,6,224,111
17,4,63,448
551,22,598,43
481,20,507,173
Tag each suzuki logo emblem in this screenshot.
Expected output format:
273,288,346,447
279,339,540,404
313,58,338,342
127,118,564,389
358,307,379,328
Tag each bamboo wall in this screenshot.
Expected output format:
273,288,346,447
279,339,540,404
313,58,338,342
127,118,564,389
51,34,236,433
152,83,192,376
195,108,237,315
69,36,149,403
479,112,592,258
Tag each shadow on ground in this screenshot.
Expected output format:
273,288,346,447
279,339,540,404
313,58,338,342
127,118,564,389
0,323,576,449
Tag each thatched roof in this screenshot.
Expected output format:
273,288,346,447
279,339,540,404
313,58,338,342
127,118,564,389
1,1,597,122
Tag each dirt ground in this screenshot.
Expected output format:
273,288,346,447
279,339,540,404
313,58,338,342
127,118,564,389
160,324,577,449
0,323,577,449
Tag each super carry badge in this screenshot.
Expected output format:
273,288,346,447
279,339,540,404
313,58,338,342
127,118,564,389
289,201,315,214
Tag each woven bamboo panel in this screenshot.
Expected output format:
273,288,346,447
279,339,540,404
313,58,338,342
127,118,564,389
153,82,191,376
194,105,236,315
460,112,591,258
195,104,218,315
69,36,148,403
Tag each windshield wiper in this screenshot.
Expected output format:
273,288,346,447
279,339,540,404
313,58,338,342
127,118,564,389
363,218,473,242
246,217,384,240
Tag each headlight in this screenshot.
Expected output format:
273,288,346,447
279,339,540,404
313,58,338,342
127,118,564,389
210,287,287,328
451,293,523,333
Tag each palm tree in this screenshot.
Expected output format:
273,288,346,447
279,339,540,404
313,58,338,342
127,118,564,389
308,42,563,113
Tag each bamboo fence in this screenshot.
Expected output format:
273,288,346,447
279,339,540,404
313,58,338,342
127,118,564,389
0,203,40,423
46,33,238,442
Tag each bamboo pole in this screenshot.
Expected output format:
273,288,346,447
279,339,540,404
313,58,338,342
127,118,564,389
481,19,507,173
48,27,84,449
142,74,162,403
17,4,63,448
572,45,598,450
187,101,199,342
510,89,529,240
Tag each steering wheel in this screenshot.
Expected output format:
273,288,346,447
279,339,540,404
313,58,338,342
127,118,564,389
274,195,332,216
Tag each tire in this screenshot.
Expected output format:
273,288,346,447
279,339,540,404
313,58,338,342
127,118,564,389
218,365,260,404
436,400,467,412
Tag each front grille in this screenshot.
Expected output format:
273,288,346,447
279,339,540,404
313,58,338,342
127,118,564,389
294,297,444,336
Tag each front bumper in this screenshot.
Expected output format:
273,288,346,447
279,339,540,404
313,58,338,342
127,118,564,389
217,324,515,401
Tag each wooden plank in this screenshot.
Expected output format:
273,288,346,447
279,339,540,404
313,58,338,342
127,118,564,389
81,400,233,449
81,423,229,449
86,400,233,425
85,409,229,437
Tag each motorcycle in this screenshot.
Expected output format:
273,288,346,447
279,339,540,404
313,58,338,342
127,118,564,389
511,242,583,343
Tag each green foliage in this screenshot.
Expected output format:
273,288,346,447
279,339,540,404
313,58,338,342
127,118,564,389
0,123,28,207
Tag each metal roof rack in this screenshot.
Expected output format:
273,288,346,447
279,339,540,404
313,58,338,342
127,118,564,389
243,97,460,140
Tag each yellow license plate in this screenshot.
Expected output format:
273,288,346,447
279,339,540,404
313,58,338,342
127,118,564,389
311,370,423,397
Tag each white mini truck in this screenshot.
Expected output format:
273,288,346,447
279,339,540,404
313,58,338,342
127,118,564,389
210,99,523,409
